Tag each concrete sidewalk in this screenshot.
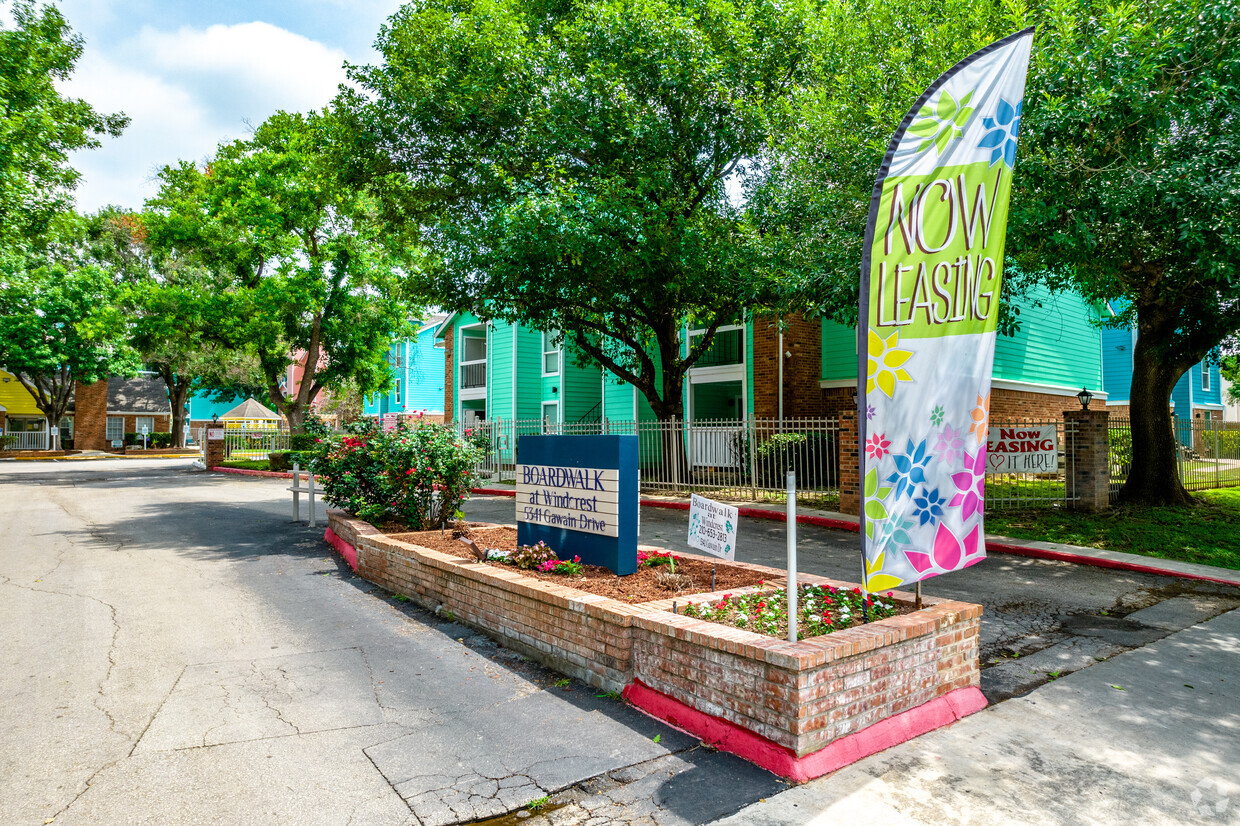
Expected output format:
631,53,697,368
712,605,1240,825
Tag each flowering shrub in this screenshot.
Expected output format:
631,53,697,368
682,584,899,640
637,550,679,571
537,555,584,576
507,541,559,570
312,418,481,529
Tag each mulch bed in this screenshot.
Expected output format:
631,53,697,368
387,525,770,603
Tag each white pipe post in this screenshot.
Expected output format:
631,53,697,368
292,463,301,523
307,471,316,528
787,470,797,642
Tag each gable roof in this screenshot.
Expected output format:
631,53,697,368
222,397,282,420
108,376,171,414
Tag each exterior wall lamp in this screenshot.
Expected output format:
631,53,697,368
1076,387,1093,409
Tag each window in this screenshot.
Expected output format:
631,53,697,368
106,417,124,443
58,417,73,437
543,330,560,375
463,335,486,362
394,379,402,405
1203,367,1211,392
135,416,154,434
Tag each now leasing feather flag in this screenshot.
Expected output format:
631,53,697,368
858,29,1035,592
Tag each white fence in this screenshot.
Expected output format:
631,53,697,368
461,417,840,504
6,430,49,450
1110,417,1240,497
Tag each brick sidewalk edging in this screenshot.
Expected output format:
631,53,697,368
325,508,985,781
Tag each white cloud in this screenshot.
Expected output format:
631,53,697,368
136,21,349,115
60,21,350,212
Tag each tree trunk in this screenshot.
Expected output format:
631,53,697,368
169,381,191,448
1121,330,1193,506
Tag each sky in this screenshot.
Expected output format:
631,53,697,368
18,0,407,212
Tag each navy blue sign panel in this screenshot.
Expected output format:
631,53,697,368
515,435,638,576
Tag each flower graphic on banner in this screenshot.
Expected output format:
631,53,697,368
906,523,984,576
912,487,947,527
866,433,892,461
930,405,944,426
867,330,914,398
978,98,1023,167
863,468,894,539
865,550,907,592
877,516,916,548
908,89,976,155
933,424,967,466
950,448,987,520
866,404,877,421
886,438,932,500
968,392,991,445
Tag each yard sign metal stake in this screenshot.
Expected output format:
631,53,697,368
787,471,797,643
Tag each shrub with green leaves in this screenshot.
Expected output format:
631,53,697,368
312,418,481,529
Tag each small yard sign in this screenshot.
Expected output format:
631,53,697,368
382,413,398,432
516,435,638,575
986,425,1058,474
206,428,224,440
687,494,737,561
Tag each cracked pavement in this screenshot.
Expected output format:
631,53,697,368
0,460,784,825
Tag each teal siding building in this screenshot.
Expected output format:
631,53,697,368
437,313,602,426
820,285,1108,418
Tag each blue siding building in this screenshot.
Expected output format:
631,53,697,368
1100,304,1224,420
363,316,448,419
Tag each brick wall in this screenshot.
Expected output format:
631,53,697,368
328,509,982,762
752,314,833,419
443,322,455,424
632,593,980,756
991,388,1087,420
73,380,108,450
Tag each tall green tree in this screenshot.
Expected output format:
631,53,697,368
0,1,127,253
147,109,418,432
1007,0,1240,505
341,0,815,421
0,256,139,449
745,0,1028,326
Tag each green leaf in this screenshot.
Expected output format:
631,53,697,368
935,90,957,121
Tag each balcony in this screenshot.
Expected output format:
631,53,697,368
690,328,745,368
460,360,487,399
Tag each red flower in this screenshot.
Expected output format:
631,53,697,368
755,602,766,610
852,587,862,595
886,591,894,598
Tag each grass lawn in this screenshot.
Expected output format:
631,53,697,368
985,488,1240,571
219,459,271,471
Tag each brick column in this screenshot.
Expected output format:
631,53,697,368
73,380,108,450
839,410,860,515
1063,408,1110,512
205,429,225,469
443,322,455,424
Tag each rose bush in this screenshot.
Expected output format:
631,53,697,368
312,418,481,529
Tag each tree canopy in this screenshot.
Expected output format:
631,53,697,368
0,1,127,253
146,109,419,432
1007,0,1240,504
0,249,140,448
341,0,817,420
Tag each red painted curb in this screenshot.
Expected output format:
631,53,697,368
622,679,987,782
472,487,517,497
323,528,358,571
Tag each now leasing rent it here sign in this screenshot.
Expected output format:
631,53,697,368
516,435,638,575
985,425,1057,474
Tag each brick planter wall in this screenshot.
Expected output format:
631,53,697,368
326,509,984,780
